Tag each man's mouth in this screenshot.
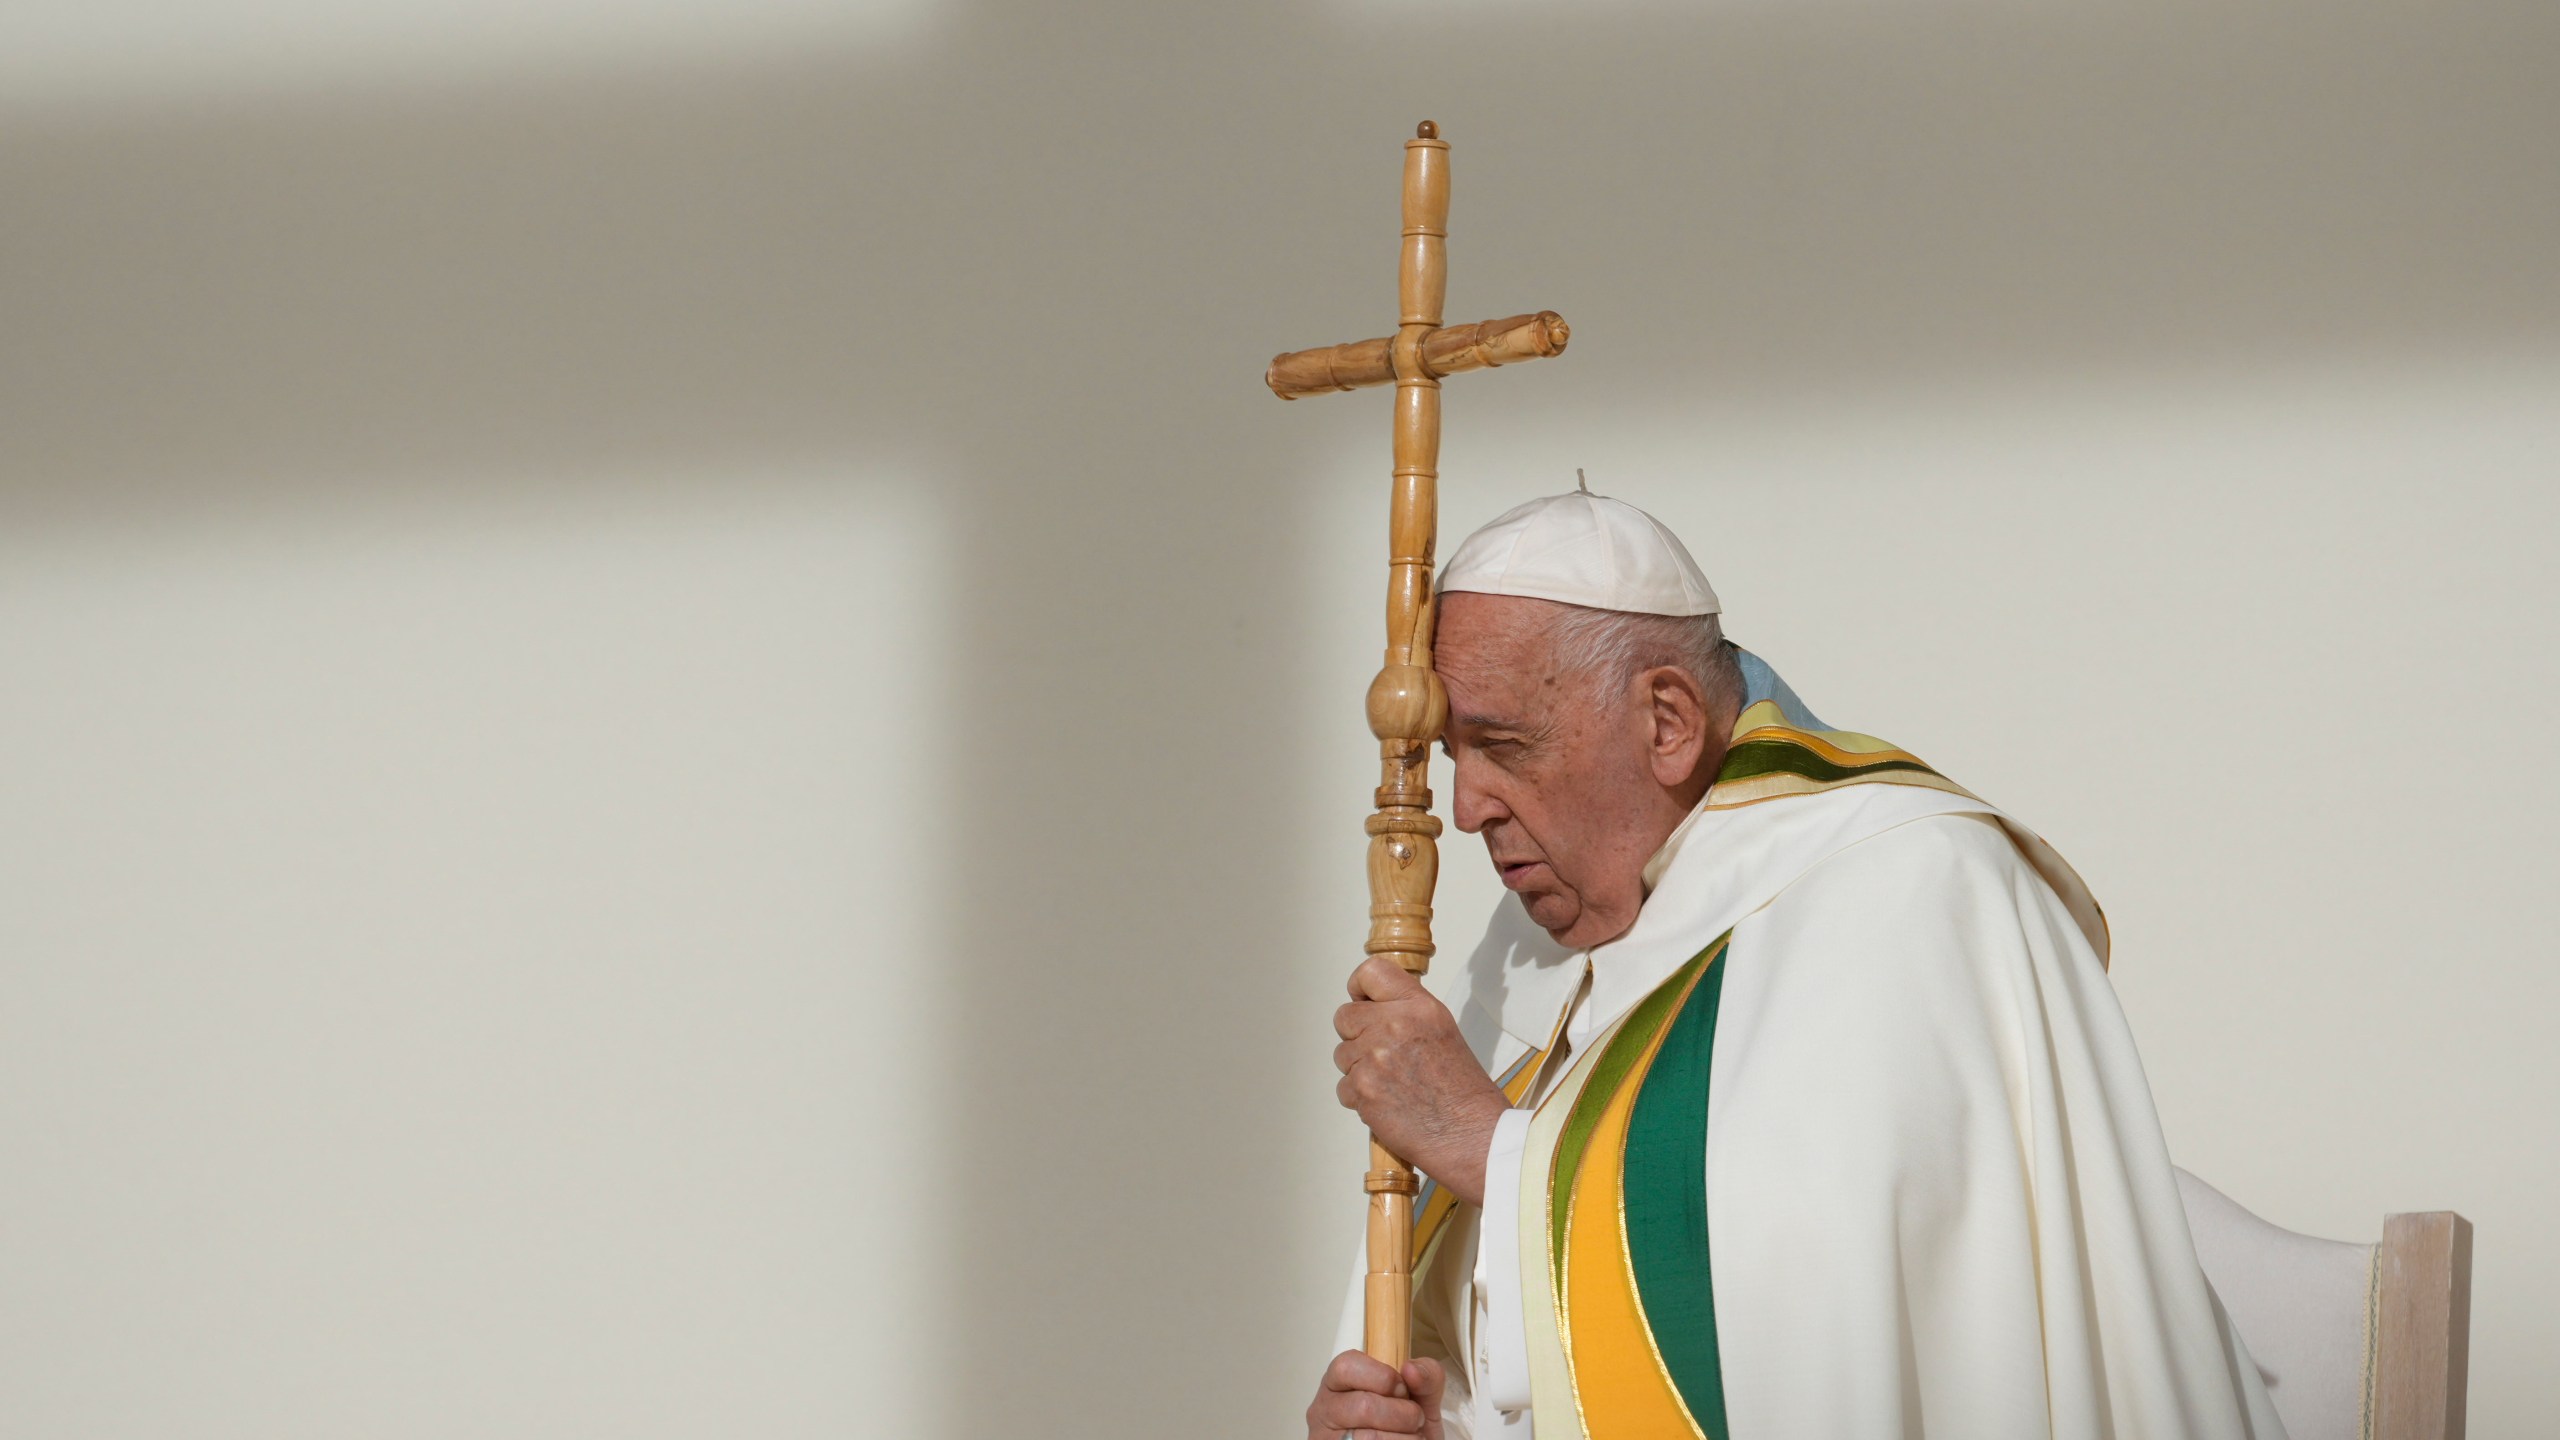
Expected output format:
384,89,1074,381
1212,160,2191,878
1496,859,1548,889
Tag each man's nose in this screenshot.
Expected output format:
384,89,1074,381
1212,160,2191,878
1448,755,1506,834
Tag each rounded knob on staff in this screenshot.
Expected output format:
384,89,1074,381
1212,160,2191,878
1366,663,1448,744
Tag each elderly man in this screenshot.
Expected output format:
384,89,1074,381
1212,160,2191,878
1306,492,2283,1439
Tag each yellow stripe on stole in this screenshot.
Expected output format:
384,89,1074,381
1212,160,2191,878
1735,725,1924,768
1522,1032,1614,1439
1706,764,1973,811
1729,702,1909,757
1412,1192,1459,1270
1503,1058,1547,1106
1559,986,1707,1439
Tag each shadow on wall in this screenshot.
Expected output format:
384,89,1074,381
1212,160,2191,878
3,0,2555,1433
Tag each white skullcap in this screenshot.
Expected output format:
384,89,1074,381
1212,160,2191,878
1438,490,1720,618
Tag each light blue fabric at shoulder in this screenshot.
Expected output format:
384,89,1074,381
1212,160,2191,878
1734,646,1829,732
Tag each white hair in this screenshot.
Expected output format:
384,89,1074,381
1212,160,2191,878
1540,603,1746,717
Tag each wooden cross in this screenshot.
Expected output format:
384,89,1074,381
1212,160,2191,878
1264,120,1570,1370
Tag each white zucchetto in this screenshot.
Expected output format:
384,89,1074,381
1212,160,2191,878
1438,490,1721,618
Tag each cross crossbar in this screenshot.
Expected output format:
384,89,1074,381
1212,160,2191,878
1266,310,1570,399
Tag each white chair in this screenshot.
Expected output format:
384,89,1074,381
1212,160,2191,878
2175,1168,2473,1440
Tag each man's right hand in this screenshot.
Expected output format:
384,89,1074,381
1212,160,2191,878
1304,1350,1446,1439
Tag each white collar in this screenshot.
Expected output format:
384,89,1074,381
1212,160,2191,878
1640,791,1713,896
1470,777,2076,1053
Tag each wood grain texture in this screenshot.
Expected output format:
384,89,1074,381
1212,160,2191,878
1264,119,1571,1374
1264,312,1571,399
1354,125,1451,1368
2376,1210,2473,1440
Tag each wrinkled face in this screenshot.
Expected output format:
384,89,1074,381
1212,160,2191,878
1433,593,1684,949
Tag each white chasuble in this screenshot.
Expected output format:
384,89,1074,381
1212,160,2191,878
1333,659,2285,1440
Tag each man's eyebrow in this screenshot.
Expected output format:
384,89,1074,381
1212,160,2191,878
1454,716,1548,745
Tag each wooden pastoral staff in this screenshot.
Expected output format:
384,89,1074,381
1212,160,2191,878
1264,122,1572,1370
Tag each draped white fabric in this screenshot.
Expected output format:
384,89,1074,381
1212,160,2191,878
1341,780,2286,1439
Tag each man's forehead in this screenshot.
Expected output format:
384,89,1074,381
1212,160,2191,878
1435,595,1565,718
1434,618,1536,683
1435,592,1557,654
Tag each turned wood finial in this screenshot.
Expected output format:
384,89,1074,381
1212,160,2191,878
1416,120,1438,140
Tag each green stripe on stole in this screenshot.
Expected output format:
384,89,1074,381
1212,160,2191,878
1528,935,1733,1437
1511,696,1962,1430
1545,948,1702,1288
1623,942,1731,1436
1716,738,1937,787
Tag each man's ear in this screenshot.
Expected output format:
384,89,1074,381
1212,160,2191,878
1643,665,1712,788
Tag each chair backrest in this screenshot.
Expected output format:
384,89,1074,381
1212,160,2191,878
2174,1168,2473,1440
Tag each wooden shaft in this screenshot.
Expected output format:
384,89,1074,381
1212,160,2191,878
1362,1137,1421,1368
1361,120,1454,1372
1263,311,1572,400
1266,115,1572,1390
1398,134,1449,328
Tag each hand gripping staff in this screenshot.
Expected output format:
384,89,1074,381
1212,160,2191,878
1264,121,1571,1369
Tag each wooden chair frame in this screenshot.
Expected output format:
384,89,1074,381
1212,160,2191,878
2376,1210,2473,1440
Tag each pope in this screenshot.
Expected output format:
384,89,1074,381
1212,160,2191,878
1305,490,2286,1439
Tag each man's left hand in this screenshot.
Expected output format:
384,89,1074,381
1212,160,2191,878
1334,956,1511,1207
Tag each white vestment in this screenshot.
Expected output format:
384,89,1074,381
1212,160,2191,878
1332,735,2286,1439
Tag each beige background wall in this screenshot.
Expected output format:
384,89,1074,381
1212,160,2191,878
3,0,2554,1434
